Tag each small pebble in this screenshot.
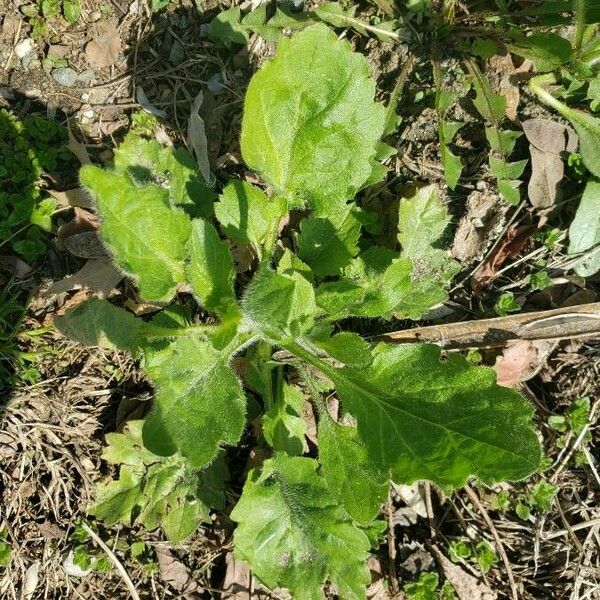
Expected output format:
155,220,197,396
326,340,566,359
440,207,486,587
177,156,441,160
207,72,227,95
91,11,102,21
14,38,34,58
80,92,90,102
24,88,42,98
52,67,78,87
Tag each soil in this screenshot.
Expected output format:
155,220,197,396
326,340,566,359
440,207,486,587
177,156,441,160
0,1,599,599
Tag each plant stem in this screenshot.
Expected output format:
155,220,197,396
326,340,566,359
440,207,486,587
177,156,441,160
528,73,570,118
143,323,217,339
573,0,587,54
280,338,339,383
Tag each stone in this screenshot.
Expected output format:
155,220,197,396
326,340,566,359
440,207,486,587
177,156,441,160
14,38,34,58
52,67,78,87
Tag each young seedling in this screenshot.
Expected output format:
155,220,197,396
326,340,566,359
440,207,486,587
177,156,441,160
56,25,541,599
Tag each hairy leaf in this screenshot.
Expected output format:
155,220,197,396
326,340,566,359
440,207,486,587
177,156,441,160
312,329,373,368
80,166,191,302
568,179,600,276
215,181,285,255
187,219,238,317
297,207,361,276
143,335,246,467
113,133,214,217
242,266,317,339
231,455,371,600
509,33,572,73
241,24,385,212
54,298,142,352
319,416,388,524
326,343,541,489
262,383,308,455
92,421,227,542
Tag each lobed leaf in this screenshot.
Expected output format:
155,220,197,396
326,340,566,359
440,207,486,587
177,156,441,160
54,298,141,352
143,335,246,467
92,421,227,543
231,454,371,600
80,166,191,302
328,343,541,489
319,416,388,525
187,219,238,317
241,24,385,213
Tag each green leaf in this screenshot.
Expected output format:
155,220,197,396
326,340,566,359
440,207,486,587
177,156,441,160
143,336,246,467
80,166,191,302
242,267,317,339
297,207,361,277
319,416,388,524
262,383,308,455
475,541,498,574
63,0,80,23
0,541,11,568
441,146,462,190
207,7,249,44
471,75,506,123
485,128,522,155
509,33,572,73
91,421,227,542
489,157,528,180
241,5,312,42
113,134,214,218
241,24,385,212
54,298,141,352
497,178,522,205
398,184,450,259
326,343,541,489
568,179,600,276
187,219,238,317
231,455,371,600
315,279,366,319
314,3,399,41
215,181,285,255
312,329,373,368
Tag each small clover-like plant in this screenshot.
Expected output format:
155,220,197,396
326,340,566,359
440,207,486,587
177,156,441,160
56,24,541,599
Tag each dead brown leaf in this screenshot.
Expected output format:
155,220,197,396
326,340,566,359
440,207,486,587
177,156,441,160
85,22,122,69
522,119,578,211
44,258,123,297
0,255,32,279
430,545,497,600
488,54,520,123
156,547,202,598
48,188,94,209
58,207,106,259
451,189,507,264
221,553,251,600
472,224,536,291
494,339,556,387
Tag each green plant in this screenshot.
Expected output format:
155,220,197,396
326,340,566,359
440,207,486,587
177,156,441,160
21,0,81,28
0,530,11,569
56,25,541,598
0,109,74,261
404,571,456,600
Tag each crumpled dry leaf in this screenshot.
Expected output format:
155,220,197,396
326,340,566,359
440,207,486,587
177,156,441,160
85,22,122,69
44,258,123,297
452,189,508,263
522,119,578,211
222,552,251,600
430,545,497,600
156,547,202,597
187,91,214,185
488,54,521,123
48,187,94,209
493,340,555,387
58,207,106,259
136,86,167,119
67,124,91,165
472,224,536,291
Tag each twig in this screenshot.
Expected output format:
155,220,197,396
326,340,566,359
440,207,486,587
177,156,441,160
464,485,519,600
377,302,600,349
80,522,141,600
544,517,600,541
386,488,399,595
2,20,22,72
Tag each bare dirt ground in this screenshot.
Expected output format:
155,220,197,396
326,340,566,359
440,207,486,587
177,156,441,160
0,1,598,599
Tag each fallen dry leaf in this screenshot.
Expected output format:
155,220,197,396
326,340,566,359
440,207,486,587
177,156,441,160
451,189,508,264
0,255,32,279
58,207,105,259
67,124,91,165
48,187,94,209
488,54,520,123
44,258,123,297
430,545,497,600
494,339,556,387
472,224,536,291
187,91,213,184
221,553,251,600
522,119,578,211
85,22,122,69
156,547,202,598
